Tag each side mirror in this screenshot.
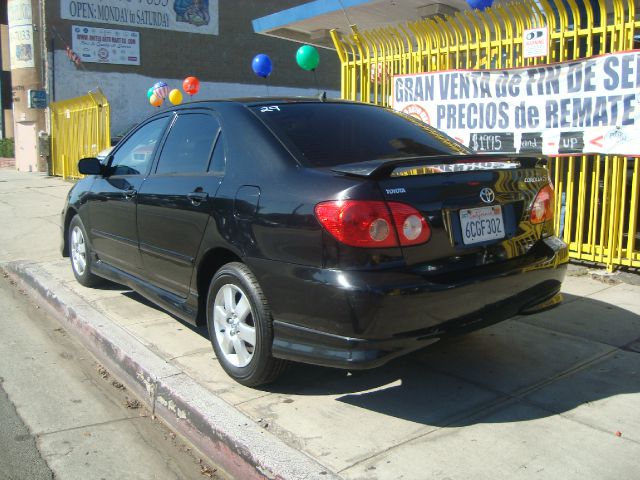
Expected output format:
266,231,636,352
78,157,103,175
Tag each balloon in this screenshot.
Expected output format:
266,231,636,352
149,94,162,107
147,87,154,99
252,54,272,78
183,76,200,96
152,81,169,99
467,0,493,10
296,45,319,71
168,89,183,105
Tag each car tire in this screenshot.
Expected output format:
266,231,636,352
206,262,288,387
69,215,103,287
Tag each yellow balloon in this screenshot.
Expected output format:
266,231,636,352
149,93,162,107
169,89,183,105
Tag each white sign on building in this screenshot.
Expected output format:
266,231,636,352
72,26,141,65
7,0,35,69
61,0,219,35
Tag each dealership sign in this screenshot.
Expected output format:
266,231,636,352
393,51,640,156
72,26,140,65
61,0,219,35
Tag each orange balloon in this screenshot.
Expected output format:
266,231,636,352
149,93,162,107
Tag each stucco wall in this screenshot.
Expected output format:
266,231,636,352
53,49,339,134
48,0,341,134
47,0,340,89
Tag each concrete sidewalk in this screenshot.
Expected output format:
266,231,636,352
1,167,639,479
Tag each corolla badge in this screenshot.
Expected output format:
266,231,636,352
479,187,495,204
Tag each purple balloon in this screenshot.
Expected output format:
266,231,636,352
467,0,493,10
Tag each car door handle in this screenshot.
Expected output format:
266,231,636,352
124,189,137,200
187,191,209,205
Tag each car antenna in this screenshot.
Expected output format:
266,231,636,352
319,91,327,102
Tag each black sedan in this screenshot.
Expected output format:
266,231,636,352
61,98,568,386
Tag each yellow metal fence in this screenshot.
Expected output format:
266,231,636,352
50,90,110,179
330,0,640,270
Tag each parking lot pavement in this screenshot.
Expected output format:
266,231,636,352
1,167,639,479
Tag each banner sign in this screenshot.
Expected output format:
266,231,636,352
61,0,219,35
393,51,640,156
72,25,140,65
7,0,35,69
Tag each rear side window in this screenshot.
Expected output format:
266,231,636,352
251,103,470,167
155,113,220,175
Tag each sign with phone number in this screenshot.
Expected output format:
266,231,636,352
72,25,140,65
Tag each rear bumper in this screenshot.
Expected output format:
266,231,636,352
250,236,568,369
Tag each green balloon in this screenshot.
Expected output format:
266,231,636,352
147,87,154,99
296,45,319,71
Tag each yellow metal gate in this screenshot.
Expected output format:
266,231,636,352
50,90,111,180
330,0,640,270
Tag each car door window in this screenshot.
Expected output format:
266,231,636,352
109,117,169,176
155,113,221,175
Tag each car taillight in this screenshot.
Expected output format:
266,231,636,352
530,184,555,224
315,200,431,248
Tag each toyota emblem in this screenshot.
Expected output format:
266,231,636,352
479,187,495,204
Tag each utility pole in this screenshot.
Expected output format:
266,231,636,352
7,0,47,172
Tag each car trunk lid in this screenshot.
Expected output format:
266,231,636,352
333,155,553,268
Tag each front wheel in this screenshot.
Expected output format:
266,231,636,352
206,262,288,387
69,215,103,287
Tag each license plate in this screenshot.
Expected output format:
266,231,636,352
459,205,505,245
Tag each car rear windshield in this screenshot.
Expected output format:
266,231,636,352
250,102,470,168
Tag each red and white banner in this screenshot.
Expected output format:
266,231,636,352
392,51,640,156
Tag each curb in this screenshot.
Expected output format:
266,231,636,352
2,261,339,480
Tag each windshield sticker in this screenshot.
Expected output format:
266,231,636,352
260,106,280,112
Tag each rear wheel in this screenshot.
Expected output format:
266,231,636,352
69,215,103,287
206,262,288,386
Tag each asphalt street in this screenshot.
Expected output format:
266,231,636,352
0,383,53,480
0,273,226,480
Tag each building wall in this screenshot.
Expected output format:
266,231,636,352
47,0,341,134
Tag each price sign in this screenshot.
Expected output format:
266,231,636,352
471,132,516,153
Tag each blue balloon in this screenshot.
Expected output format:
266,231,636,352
252,54,272,78
467,0,493,10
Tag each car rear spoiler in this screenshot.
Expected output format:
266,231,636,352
331,155,544,178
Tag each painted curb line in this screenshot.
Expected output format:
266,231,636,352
2,261,339,480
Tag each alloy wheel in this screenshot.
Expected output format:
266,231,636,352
212,284,257,368
70,225,87,276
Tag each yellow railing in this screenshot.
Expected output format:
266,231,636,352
331,0,640,270
50,90,110,179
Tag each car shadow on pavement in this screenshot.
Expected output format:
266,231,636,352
121,290,210,338
269,293,640,427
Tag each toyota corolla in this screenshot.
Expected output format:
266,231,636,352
61,98,568,386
